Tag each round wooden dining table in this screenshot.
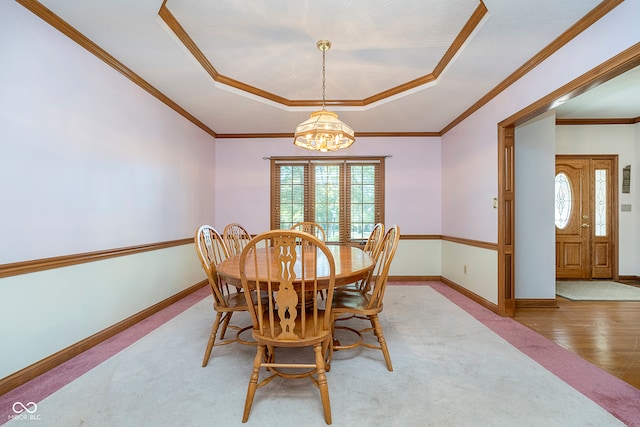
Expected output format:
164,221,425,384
216,245,374,289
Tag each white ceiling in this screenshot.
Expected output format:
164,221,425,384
35,0,640,135
555,65,640,119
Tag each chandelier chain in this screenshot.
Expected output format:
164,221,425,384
322,47,326,109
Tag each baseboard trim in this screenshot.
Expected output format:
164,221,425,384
390,276,502,314
388,275,441,282
439,277,499,314
0,280,208,396
516,299,558,308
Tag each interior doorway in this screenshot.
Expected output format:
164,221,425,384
497,44,640,316
555,155,618,280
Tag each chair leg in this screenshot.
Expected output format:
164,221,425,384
314,343,332,425
370,314,393,372
219,312,232,339
266,345,275,363
322,338,332,372
202,311,223,367
242,344,265,423
327,315,335,368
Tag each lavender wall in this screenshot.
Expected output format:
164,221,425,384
0,0,214,378
441,0,640,300
213,136,442,235
0,1,216,264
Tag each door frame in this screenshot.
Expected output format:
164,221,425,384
555,154,619,281
496,44,640,317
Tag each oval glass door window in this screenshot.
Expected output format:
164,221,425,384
555,172,572,229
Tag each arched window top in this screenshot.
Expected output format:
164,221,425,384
555,172,572,229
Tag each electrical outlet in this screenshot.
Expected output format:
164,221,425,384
464,265,468,274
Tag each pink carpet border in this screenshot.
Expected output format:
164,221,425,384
2,282,639,425
0,286,211,425
425,281,640,426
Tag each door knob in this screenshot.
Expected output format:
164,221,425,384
581,223,590,228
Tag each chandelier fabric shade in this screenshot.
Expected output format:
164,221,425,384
293,40,355,152
293,110,355,152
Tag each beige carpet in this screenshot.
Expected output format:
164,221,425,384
3,286,624,427
556,281,640,301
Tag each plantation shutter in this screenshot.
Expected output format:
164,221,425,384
271,157,384,244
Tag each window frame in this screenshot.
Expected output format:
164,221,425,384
270,156,385,245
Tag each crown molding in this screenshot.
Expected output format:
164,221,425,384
441,0,625,135
158,1,487,108
556,117,640,125
17,0,627,139
16,0,217,138
215,131,442,139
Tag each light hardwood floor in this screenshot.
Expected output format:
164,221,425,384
514,280,640,389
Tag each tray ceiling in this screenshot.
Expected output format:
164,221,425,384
29,0,640,135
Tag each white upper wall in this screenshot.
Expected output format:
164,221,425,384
213,136,442,235
515,111,557,299
0,1,217,264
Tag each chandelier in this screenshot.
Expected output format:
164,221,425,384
294,40,355,152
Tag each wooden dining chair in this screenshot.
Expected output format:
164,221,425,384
363,222,385,260
330,224,400,371
343,222,385,293
194,225,251,367
239,229,335,424
223,222,252,257
290,221,329,299
290,221,326,241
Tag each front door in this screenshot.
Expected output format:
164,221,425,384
555,155,617,279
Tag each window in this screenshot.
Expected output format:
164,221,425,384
594,169,607,236
271,157,384,244
554,172,571,229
